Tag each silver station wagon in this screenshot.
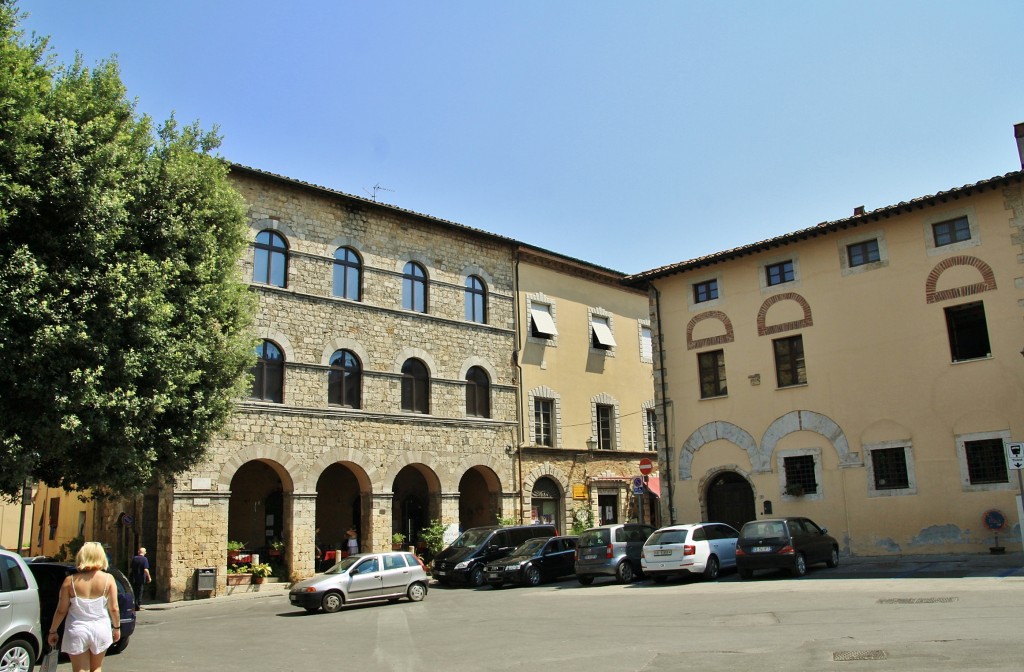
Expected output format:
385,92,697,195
289,551,429,613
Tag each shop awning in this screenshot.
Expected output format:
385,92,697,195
646,476,661,498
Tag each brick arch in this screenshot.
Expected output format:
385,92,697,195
925,255,997,304
757,292,813,336
686,311,735,350
679,422,762,480
218,445,300,491
522,464,570,498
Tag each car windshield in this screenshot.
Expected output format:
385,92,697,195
512,538,547,556
647,529,688,545
325,555,362,574
449,529,493,549
742,522,787,539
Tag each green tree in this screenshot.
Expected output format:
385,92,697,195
0,1,255,499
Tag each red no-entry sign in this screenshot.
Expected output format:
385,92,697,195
639,457,654,475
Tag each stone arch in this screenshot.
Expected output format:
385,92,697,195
679,422,762,480
925,255,997,304
218,445,299,491
393,347,439,376
301,447,378,493
249,217,297,242
457,356,499,382
254,327,296,362
454,457,506,492
698,466,757,531
757,292,813,336
461,264,494,289
522,463,571,494
327,234,364,255
382,452,446,492
761,410,859,466
321,337,370,367
686,311,735,350
395,252,435,275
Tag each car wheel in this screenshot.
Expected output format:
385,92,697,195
0,638,35,672
577,575,594,586
791,553,807,577
108,635,130,654
407,582,426,602
321,591,344,613
615,561,635,584
469,566,485,587
738,568,754,580
525,566,542,587
826,547,839,568
651,575,668,584
703,555,720,581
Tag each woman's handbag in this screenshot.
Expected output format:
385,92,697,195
40,648,58,672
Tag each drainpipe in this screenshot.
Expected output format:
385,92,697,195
512,250,525,522
652,285,676,524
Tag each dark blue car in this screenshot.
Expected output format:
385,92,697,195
27,561,137,654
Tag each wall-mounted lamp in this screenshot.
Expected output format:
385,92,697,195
504,445,515,456
586,436,597,451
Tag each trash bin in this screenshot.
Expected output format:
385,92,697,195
196,567,217,592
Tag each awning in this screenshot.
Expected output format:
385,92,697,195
530,307,558,336
645,476,661,498
591,320,617,347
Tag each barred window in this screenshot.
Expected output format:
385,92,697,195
783,455,817,495
964,439,1008,485
870,447,909,490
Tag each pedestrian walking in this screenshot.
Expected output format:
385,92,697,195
346,527,359,556
130,547,151,610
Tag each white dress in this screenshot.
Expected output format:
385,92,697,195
61,575,114,655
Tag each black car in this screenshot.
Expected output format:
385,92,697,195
735,517,839,579
484,536,577,588
27,562,137,654
432,524,558,587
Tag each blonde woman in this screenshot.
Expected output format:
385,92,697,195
47,542,120,672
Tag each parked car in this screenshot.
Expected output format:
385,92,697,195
0,548,42,672
27,561,137,654
289,551,428,613
485,535,577,588
432,524,557,587
575,523,654,585
736,517,839,579
641,522,739,582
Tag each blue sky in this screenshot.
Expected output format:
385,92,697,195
19,1,1024,274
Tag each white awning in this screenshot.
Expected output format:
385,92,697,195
591,320,617,347
530,307,558,336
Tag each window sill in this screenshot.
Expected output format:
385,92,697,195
699,393,728,401
776,382,809,390
951,354,992,364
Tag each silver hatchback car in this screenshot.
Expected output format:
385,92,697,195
289,551,428,613
0,548,42,672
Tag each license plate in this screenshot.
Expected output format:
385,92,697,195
435,570,446,576
653,549,671,556
752,546,772,553
583,554,597,560
506,565,519,571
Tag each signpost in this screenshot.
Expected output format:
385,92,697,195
639,457,653,475
1006,443,1024,553
634,458,654,525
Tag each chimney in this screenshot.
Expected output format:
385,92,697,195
853,206,865,216
1016,122,1024,170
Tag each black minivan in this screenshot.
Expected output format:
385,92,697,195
431,524,557,587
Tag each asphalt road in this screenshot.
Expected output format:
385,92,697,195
83,558,1024,672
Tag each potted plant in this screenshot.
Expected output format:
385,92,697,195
227,540,246,563
783,483,805,497
391,532,406,550
269,539,285,558
250,562,273,584
419,519,448,565
226,563,252,586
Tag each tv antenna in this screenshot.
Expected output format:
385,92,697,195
364,183,394,202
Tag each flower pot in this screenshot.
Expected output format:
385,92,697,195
253,576,265,584
990,546,1006,555
226,573,252,586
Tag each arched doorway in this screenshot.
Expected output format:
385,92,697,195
228,460,289,555
531,477,562,529
392,464,441,549
459,467,501,530
316,463,368,557
705,471,755,532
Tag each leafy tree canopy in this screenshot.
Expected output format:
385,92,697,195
0,1,255,499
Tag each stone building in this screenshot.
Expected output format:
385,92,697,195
624,124,1024,555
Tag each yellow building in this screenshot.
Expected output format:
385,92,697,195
625,124,1024,555
515,247,660,532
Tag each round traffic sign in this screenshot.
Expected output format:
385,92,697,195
639,457,653,475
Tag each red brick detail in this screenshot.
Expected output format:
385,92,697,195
925,255,997,304
686,311,735,350
757,292,813,337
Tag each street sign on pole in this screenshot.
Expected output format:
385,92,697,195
1006,442,1024,470
639,458,654,475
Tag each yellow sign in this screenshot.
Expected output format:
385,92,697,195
572,484,587,500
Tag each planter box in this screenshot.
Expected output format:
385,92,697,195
226,573,252,586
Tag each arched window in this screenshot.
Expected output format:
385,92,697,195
253,230,288,287
464,275,487,324
251,340,284,402
401,358,429,414
328,349,361,408
402,262,427,313
333,247,362,300
465,366,491,418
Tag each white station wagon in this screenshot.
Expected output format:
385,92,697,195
641,522,739,582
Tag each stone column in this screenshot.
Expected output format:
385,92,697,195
369,492,393,553
288,492,317,581
167,490,229,602
440,493,461,529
